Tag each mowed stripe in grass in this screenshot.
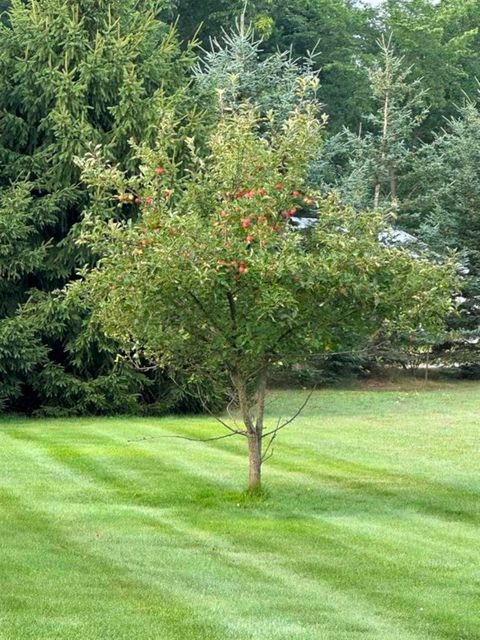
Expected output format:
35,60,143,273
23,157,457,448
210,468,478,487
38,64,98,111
0,384,479,639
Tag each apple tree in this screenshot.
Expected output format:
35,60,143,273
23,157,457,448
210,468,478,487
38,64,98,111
74,102,455,492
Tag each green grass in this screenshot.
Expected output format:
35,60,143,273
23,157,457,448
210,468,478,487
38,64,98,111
0,383,479,639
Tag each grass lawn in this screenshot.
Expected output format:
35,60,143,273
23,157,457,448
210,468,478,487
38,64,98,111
0,383,479,639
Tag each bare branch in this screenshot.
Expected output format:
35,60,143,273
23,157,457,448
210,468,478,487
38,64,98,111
273,339,393,363
262,449,275,463
261,430,278,463
128,432,241,444
193,383,247,436
226,393,241,430
168,377,247,437
262,388,315,439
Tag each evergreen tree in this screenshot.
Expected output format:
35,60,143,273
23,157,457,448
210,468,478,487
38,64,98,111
194,19,322,125
0,0,194,414
174,0,378,131
411,100,480,371
314,36,427,217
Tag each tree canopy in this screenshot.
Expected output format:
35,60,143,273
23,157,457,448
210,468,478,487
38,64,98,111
72,100,455,489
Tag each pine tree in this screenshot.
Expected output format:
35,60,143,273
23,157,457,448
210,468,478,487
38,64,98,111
310,37,443,374
0,0,194,413
411,100,480,372
174,0,378,131
194,18,321,125
313,36,427,217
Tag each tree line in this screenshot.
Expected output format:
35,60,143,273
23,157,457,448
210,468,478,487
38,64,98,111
0,0,477,417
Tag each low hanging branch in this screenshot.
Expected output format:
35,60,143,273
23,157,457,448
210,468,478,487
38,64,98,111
128,387,315,456
128,432,239,444
261,388,315,440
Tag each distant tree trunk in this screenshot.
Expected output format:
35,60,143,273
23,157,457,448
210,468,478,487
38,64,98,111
373,179,381,210
390,167,398,208
374,75,390,210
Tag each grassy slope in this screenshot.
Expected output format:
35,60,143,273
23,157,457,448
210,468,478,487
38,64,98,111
0,383,478,640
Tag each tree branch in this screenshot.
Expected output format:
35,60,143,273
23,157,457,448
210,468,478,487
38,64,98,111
187,290,229,342
262,388,315,439
261,429,278,463
193,382,247,436
168,376,247,437
128,432,240,444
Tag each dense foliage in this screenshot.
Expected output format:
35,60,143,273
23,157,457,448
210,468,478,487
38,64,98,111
0,0,477,417
410,101,480,372
0,0,195,414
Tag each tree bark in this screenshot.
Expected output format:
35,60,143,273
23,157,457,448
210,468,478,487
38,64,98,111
255,368,268,435
373,180,381,210
374,70,390,211
390,167,398,208
248,432,262,492
233,373,254,432
232,369,267,492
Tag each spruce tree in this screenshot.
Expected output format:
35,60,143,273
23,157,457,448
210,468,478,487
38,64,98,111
313,36,427,218
174,0,378,131
412,100,480,372
0,0,194,413
194,19,322,125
